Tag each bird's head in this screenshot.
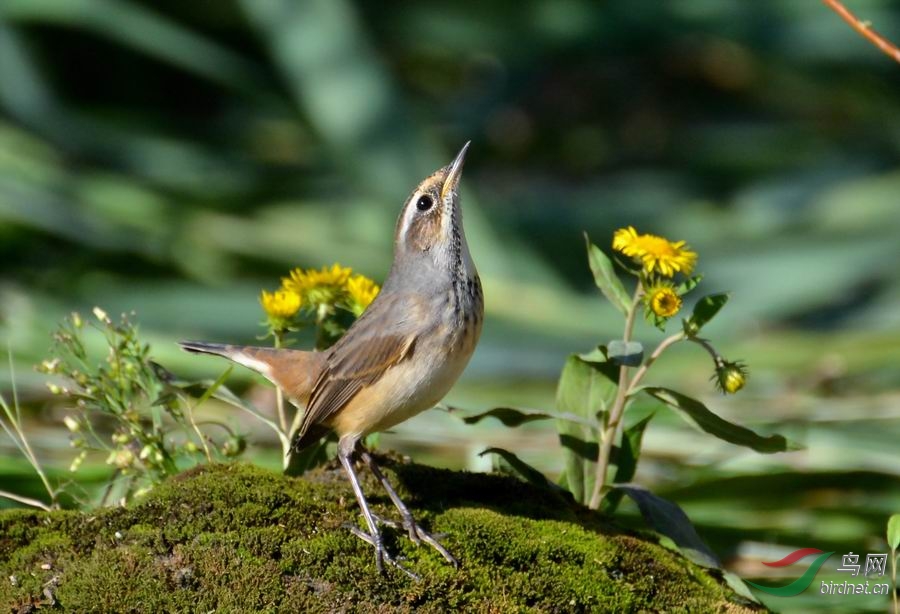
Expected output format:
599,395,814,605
391,142,475,280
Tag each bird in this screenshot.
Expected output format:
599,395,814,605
179,142,483,577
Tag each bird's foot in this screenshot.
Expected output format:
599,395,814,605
343,523,421,581
372,511,458,567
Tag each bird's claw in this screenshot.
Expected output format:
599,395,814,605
371,512,458,567
343,522,421,581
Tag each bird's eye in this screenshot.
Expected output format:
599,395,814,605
416,195,433,211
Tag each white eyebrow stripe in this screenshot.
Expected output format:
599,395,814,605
397,191,421,243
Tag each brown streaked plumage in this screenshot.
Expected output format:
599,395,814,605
179,143,482,578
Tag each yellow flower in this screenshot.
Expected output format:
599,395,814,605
260,288,302,320
285,263,353,306
714,360,748,394
345,274,380,316
646,284,682,318
612,226,697,277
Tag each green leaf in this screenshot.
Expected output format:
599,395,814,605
555,354,617,504
578,346,607,363
888,514,900,550
558,433,598,462
684,293,729,335
602,413,655,514
479,447,560,494
285,432,334,476
644,306,669,332
676,274,703,295
585,233,631,314
557,355,618,421
607,340,643,366
615,484,720,569
556,425,591,505
577,346,619,382
462,406,553,427
614,414,654,484
458,406,593,428
195,366,233,407
645,387,800,453
722,572,762,605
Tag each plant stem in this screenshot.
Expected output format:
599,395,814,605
822,0,900,64
624,331,685,396
589,284,642,509
184,398,213,462
689,336,727,380
273,331,288,435
0,489,51,511
891,547,897,614
2,356,58,508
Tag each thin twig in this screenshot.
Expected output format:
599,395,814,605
822,0,900,64
0,489,51,511
183,396,212,462
3,352,57,507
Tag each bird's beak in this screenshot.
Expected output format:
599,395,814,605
441,141,470,201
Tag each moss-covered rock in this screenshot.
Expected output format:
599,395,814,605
1,459,763,612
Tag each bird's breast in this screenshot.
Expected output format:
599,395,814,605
329,276,483,439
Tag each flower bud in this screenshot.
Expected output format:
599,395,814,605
69,451,87,472
222,435,246,457
63,415,81,433
39,359,61,374
714,360,748,394
92,306,110,323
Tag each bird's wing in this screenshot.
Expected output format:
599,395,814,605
297,293,424,439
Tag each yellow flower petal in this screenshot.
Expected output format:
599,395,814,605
345,274,380,316
612,227,697,277
284,263,353,306
260,288,302,319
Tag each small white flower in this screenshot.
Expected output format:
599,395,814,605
63,415,81,433
92,306,110,323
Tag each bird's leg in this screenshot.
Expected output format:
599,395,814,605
338,438,418,578
358,447,458,567
337,439,385,571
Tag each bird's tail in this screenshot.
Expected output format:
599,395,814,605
178,340,325,407
179,340,241,359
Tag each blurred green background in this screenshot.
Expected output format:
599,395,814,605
1,0,899,610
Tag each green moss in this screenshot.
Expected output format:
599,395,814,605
1,460,765,612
